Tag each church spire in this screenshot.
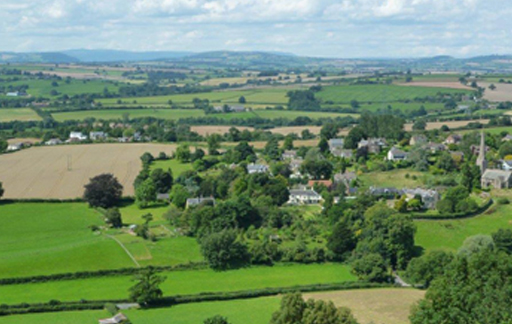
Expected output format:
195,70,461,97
476,130,487,173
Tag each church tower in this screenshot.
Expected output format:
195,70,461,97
476,130,487,173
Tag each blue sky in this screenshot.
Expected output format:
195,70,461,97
1,0,510,58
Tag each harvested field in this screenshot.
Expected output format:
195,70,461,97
398,81,473,90
224,139,319,149
479,82,512,102
269,126,322,136
0,143,178,199
404,119,489,131
190,125,254,136
7,138,40,144
304,288,425,324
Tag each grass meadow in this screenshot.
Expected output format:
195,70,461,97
414,203,512,252
0,263,355,304
0,203,134,278
2,78,119,97
0,108,41,122
317,84,472,104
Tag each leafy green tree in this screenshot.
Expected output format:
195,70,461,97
135,178,157,208
105,208,123,228
238,96,246,104
83,174,123,208
303,300,359,324
283,135,294,150
200,229,249,270
140,152,154,165
460,162,481,192
129,267,166,305
435,152,456,172
499,141,512,158
407,147,429,171
412,120,427,131
351,253,389,282
394,195,408,213
327,220,356,260
492,229,512,254
206,134,222,155
150,168,173,193
457,234,495,257
234,141,256,162
270,293,307,324
320,123,339,140
175,144,191,162
264,138,281,161
405,250,454,288
301,159,333,180
287,90,321,111
410,251,512,324
0,139,7,153
170,184,191,209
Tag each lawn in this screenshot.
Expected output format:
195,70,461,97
0,108,41,122
317,84,472,104
51,108,205,122
0,263,356,304
151,159,194,176
0,203,134,278
0,310,110,324
358,169,425,189
415,203,512,252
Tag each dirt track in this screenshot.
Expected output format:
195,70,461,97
0,143,177,199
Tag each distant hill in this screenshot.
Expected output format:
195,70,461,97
0,52,79,64
62,49,193,63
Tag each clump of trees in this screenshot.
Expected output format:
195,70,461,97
129,267,166,305
270,293,359,324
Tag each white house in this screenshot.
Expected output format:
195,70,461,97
387,147,408,161
288,189,322,205
45,138,62,146
69,132,87,141
503,160,512,171
90,131,107,141
7,143,22,151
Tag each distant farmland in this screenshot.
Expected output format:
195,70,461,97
0,144,178,199
317,84,473,104
0,108,41,122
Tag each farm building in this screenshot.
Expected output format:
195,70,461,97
247,163,269,174
402,188,440,209
281,150,298,160
425,142,446,153
90,131,107,140
334,171,357,186
186,197,216,208
328,138,344,151
288,189,322,205
358,138,386,154
7,143,23,151
444,134,462,145
45,138,62,146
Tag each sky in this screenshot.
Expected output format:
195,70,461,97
1,0,511,58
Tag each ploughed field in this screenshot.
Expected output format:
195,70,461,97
0,143,177,199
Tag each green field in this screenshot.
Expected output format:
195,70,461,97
358,102,445,113
0,108,41,122
0,297,279,324
50,108,354,122
151,159,194,176
0,78,119,97
0,203,134,278
359,169,425,189
0,263,355,304
317,84,472,104
415,203,512,252
97,88,289,107
51,108,205,122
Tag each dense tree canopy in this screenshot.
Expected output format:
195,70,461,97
83,174,123,208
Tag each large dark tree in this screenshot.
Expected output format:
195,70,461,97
150,168,173,193
327,220,356,260
83,174,123,208
200,229,249,270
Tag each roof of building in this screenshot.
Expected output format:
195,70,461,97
328,138,344,147
403,188,439,198
482,169,512,180
308,180,333,188
98,313,128,324
388,146,408,157
369,187,403,196
186,197,216,206
334,171,357,182
247,163,269,171
289,189,321,197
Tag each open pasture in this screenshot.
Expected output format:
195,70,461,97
1,78,119,97
0,263,355,304
317,84,472,104
0,203,133,278
415,203,512,252
0,108,41,122
52,108,205,122
397,81,473,90
0,143,178,199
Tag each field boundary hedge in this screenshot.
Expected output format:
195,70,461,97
0,281,394,316
0,263,207,286
0,197,135,204
412,199,493,220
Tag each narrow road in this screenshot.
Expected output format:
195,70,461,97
393,272,411,287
